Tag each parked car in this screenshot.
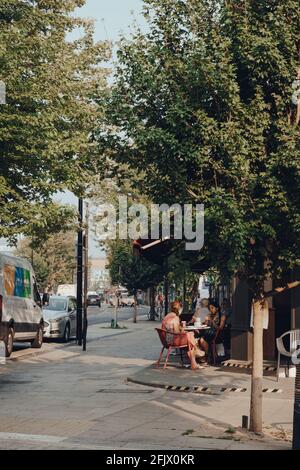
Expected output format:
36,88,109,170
0,253,44,357
43,296,77,342
120,293,135,308
87,293,101,307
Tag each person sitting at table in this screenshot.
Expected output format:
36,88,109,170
221,298,232,326
162,300,204,370
190,298,210,325
199,301,226,363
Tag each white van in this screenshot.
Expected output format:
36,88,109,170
0,253,44,357
57,284,77,297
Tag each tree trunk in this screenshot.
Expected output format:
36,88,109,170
133,293,138,324
114,293,118,328
250,299,267,433
293,363,300,449
164,261,169,316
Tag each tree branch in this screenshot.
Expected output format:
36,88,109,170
264,280,300,299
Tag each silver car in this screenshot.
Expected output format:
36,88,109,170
43,296,77,342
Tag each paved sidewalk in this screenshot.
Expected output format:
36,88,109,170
0,314,294,450
127,352,295,398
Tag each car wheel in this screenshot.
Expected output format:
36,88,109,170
5,327,14,357
31,324,43,349
63,323,70,343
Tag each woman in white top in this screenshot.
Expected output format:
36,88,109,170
192,298,210,325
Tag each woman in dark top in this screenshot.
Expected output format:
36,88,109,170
199,301,226,361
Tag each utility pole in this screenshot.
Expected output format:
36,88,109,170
76,198,83,346
83,202,89,352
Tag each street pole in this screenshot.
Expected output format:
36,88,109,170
83,202,89,352
76,198,83,346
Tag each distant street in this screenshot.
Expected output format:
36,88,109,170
87,305,146,326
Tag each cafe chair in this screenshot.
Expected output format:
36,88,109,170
155,328,191,369
276,329,300,381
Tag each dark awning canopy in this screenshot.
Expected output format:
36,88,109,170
133,237,174,265
133,237,210,273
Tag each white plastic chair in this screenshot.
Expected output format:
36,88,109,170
276,329,300,381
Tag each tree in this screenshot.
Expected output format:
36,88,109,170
108,240,164,323
101,0,300,433
15,229,77,291
0,0,109,240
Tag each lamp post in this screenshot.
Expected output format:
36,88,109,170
76,198,83,346
83,202,89,351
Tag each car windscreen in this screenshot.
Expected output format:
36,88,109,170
44,299,67,312
88,295,99,299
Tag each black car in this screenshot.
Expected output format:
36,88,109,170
87,294,101,307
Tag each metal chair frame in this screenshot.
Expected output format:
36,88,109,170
276,329,300,381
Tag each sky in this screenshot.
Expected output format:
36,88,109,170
75,0,146,42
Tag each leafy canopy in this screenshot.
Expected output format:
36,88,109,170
0,0,110,239
101,0,300,295
15,229,77,290
108,240,164,294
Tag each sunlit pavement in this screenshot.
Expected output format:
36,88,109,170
0,306,293,450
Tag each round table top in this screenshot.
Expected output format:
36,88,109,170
183,325,210,331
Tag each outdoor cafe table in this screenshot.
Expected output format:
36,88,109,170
183,325,210,332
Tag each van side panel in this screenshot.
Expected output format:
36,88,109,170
0,254,42,341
